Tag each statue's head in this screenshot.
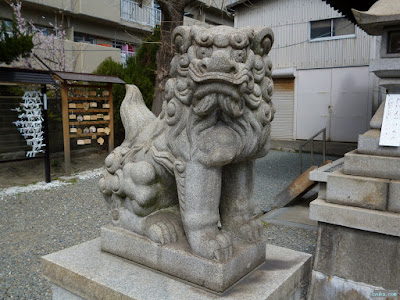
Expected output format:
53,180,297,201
165,25,274,122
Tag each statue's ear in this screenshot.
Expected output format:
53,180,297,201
252,27,274,56
173,26,192,54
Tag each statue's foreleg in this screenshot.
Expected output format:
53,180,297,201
220,161,263,241
178,161,233,261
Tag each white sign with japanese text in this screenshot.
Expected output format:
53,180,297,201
380,94,400,147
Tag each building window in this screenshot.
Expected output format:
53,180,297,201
388,31,400,53
310,17,355,41
74,32,97,44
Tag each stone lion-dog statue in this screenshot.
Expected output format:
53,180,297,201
99,25,274,261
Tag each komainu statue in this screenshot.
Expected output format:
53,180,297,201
99,25,274,261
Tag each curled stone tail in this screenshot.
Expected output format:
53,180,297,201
120,84,156,146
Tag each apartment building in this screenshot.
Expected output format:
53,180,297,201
0,0,232,72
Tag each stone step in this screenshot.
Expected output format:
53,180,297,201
358,129,400,157
309,158,344,183
309,198,400,237
344,149,400,180
326,167,400,213
326,168,389,211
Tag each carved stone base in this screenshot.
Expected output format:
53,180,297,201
42,238,312,300
100,225,266,292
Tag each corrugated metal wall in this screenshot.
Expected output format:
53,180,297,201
271,79,294,139
235,0,373,69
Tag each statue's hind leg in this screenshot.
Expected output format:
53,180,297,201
220,161,263,242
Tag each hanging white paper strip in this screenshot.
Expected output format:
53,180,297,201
12,91,46,157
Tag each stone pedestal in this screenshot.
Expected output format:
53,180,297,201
100,225,266,292
308,149,400,299
42,238,312,300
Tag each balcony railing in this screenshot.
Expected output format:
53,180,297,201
121,0,161,27
121,50,135,67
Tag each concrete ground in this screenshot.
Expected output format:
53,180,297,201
253,148,338,230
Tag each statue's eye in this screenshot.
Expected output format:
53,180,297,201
234,49,246,63
196,47,212,59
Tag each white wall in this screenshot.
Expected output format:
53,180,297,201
234,0,375,70
296,67,372,142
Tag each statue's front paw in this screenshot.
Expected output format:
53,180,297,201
189,231,233,261
238,218,263,242
208,232,233,261
146,220,178,245
225,215,264,242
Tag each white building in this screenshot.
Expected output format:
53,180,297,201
228,0,379,142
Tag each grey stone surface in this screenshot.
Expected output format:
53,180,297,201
378,78,400,93
370,59,400,79
353,0,400,35
318,183,326,200
370,101,384,129
42,238,312,300
52,285,83,300
358,129,400,157
311,222,400,290
100,225,266,292
310,199,400,237
263,206,317,228
99,25,276,262
309,158,344,183
326,168,389,210
308,270,382,300
389,180,400,213
344,149,400,180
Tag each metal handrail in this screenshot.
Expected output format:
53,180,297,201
299,128,326,175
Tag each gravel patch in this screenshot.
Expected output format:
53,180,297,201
0,176,109,299
0,150,328,299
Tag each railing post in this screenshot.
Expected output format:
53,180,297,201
299,146,303,175
298,127,326,175
323,128,326,163
311,140,314,166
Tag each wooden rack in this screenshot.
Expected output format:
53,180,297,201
61,82,114,176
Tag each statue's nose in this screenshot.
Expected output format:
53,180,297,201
199,51,238,74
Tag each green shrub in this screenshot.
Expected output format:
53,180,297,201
0,17,34,64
